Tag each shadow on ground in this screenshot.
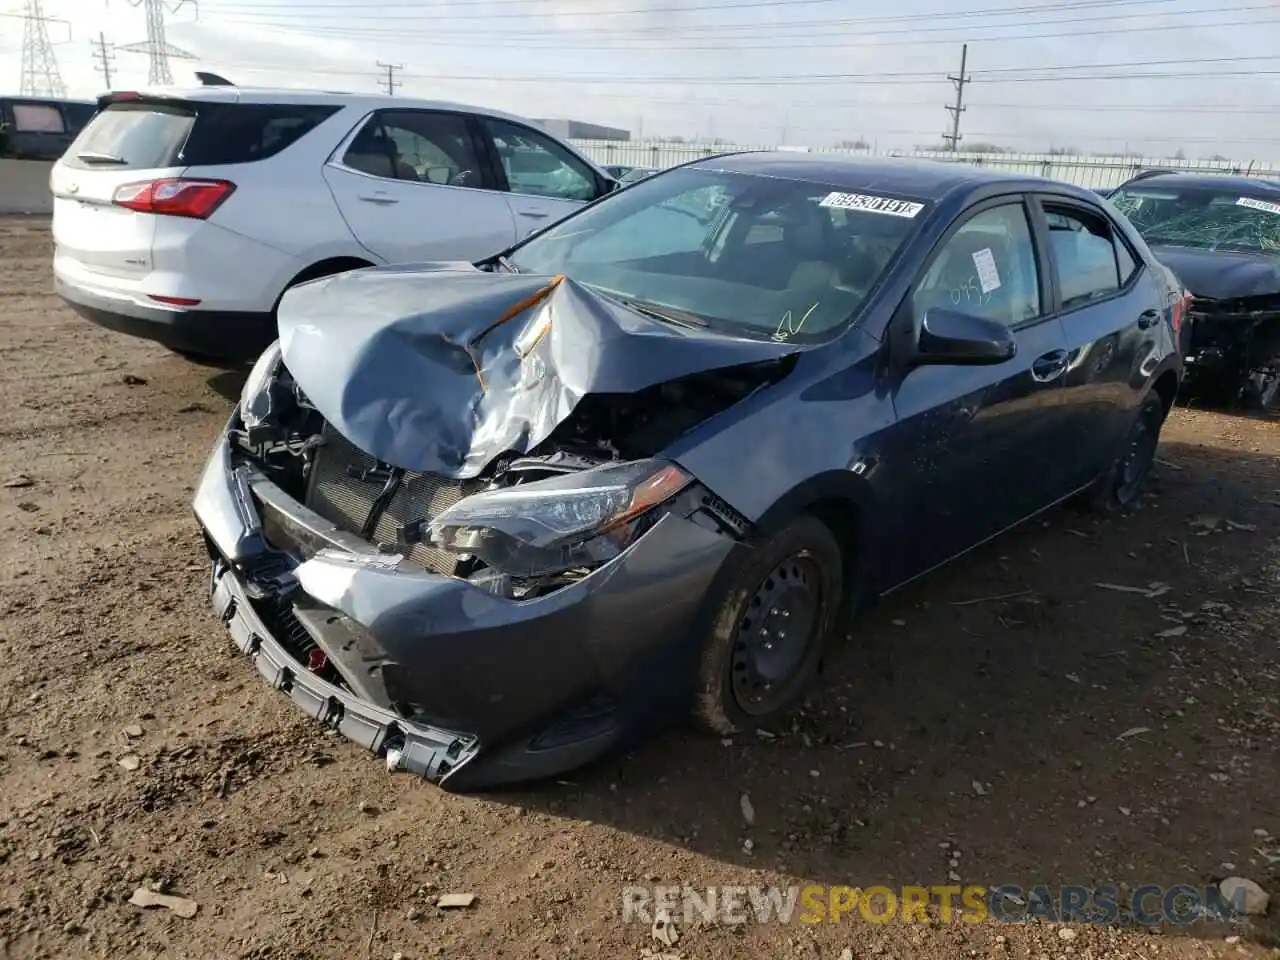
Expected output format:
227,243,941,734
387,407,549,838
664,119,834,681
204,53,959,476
498,437,1280,937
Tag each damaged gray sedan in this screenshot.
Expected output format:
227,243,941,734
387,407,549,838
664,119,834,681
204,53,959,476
194,152,1183,790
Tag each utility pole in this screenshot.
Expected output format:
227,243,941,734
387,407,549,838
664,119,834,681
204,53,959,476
92,31,116,88
942,43,970,152
115,0,196,86
377,61,403,95
19,0,67,98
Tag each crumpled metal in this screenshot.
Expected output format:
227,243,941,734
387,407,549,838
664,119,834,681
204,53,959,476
276,263,799,478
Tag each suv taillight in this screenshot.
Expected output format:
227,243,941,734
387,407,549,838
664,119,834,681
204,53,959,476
112,178,236,219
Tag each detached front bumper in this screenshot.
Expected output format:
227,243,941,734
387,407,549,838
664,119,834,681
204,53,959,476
193,432,737,791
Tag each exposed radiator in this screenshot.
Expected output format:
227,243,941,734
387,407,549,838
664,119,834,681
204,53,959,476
305,425,473,575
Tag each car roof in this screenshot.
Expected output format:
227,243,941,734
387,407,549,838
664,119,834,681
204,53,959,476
687,150,1079,203
1116,170,1280,195
102,85,544,127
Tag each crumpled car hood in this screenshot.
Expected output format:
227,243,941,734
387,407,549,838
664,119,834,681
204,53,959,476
1150,245,1280,300
277,264,802,479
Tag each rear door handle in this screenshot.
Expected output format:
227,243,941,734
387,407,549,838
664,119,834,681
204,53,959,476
517,210,550,219
1137,308,1160,330
357,191,398,205
1031,349,1069,383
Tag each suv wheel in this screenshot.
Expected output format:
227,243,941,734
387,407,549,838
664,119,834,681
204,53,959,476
693,514,844,734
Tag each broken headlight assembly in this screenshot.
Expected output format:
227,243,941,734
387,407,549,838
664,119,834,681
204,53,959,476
427,459,692,580
239,340,283,434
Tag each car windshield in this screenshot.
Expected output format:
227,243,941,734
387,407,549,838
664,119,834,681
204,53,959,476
507,166,927,342
1110,185,1280,254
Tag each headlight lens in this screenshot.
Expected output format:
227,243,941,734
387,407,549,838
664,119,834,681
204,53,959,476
429,459,691,577
239,340,282,429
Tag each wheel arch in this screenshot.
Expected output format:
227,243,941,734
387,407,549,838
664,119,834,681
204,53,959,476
1152,367,1180,415
750,469,881,607
274,255,377,311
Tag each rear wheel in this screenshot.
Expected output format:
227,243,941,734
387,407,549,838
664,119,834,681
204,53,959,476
693,514,844,734
1087,394,1166,513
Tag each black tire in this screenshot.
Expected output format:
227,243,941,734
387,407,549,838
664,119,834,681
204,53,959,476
1087,394,1166,513
693,514,844,735
1245,330,1280,413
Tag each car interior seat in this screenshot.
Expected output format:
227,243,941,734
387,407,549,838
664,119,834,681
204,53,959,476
344,129,419,181
780,203,843,290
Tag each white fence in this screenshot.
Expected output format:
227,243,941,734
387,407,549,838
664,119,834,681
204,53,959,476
571,141,1280,191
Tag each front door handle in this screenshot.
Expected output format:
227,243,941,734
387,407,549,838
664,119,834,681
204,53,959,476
1136,308,1160,330
358,191,398,205
1031,349,1069,383
517,210,550,219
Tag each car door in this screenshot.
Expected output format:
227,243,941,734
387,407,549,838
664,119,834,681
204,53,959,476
1031,195,1163,490
322,109,517,264
475,116,609,239
880,197,1075,580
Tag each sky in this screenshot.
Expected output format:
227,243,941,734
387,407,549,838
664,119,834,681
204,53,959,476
1,0,1278,160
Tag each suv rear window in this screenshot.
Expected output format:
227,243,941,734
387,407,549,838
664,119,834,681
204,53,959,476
62,99,340,170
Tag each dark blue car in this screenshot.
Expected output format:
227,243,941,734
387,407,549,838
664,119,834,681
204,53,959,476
195,152,1186,790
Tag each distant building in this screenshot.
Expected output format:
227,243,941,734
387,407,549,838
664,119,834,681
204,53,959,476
534,119,629,141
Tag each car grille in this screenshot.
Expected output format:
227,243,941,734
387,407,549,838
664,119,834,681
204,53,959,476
305,425,474,575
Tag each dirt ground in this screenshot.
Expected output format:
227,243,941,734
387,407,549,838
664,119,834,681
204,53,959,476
0,215,1277,960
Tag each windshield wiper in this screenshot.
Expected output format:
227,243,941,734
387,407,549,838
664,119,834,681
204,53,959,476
76,151,128,165
495,255,520,274
596,290,709,329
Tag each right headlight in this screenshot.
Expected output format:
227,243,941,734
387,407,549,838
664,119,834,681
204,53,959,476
239,339,282,431
428,459,692,578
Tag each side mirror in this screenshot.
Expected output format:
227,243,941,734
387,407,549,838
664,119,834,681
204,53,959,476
914,307,1017,366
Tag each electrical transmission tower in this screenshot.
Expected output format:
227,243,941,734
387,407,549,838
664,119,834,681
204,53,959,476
377,61,403,95
92,31,117,88
942,43,970,152
115,0,196,86
20,0,67,98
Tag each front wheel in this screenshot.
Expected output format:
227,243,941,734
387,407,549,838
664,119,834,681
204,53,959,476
1087,394,1166,512
693,514,844,734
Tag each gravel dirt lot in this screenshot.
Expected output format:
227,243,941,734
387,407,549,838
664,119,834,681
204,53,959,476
1,215,1278,960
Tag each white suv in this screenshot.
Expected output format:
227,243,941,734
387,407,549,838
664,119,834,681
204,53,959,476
51,87,617,364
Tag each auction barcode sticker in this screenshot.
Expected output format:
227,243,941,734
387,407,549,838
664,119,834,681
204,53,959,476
1236,196,1280,216
819,192,924,218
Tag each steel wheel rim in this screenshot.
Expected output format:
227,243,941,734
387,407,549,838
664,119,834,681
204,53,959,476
730,552,824,716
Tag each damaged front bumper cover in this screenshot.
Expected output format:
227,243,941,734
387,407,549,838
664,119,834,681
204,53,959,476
193,431,738,790
210,556,478,781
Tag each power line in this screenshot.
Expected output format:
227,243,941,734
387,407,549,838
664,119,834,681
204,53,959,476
377,61,403,95
205,0,1215,24
208,9,1279,52
19,0,66,98
91,31,116,89
191,54,1280,87
116,0,196,86
943,43,970,152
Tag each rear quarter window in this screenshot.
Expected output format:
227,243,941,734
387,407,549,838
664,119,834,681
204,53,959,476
62,100,340,170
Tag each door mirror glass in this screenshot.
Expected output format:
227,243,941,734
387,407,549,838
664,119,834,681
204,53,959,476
915,307,1017,366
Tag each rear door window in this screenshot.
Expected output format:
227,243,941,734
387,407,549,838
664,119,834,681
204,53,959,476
1042,204,1131,309
62,100,339,170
